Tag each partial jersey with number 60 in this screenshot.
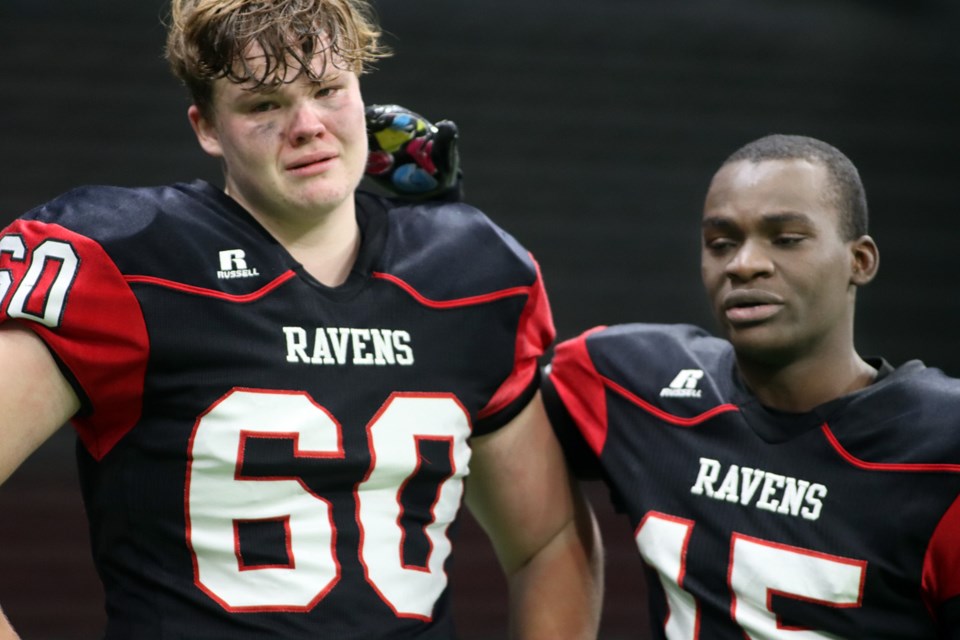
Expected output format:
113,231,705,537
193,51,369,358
0,181,552,638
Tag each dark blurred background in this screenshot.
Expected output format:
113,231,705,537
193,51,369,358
0,1,957,638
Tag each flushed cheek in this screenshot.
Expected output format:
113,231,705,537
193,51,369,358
251,120,280,138
240,122,281,155
332,104,367,144
227,125,282,171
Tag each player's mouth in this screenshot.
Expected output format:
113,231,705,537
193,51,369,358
722,289,784,324
286,152,337,176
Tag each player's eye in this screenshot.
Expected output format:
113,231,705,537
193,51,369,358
315,86,339,99
250,101,278,113
772,235,805,247
704,236,737,253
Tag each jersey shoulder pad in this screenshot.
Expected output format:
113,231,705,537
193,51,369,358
835,361,960,467
22,183,208,242
585,323,731,381
18,181,290,293
378,198,539,300
580,323,739,418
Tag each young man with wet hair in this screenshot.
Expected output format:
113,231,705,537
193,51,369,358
0,1,601,637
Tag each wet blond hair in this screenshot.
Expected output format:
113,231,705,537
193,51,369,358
165,0,390,117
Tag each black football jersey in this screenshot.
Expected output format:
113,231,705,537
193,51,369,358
543,323,960,639
0,180,554,639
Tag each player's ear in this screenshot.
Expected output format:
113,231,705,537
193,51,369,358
849,234,879,286
188,104,224,159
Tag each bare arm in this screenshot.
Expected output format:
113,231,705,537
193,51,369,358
0,324,80,639
0,606,19,640
0,324,79,485
466,391,603,640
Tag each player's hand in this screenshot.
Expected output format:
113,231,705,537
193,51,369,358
365,104,462,201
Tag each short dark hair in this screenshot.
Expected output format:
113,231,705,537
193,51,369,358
722,134,868,240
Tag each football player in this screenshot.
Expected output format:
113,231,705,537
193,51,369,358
0,1,601,638
543,134,960,638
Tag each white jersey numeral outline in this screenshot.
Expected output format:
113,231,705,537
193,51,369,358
186,389,470,619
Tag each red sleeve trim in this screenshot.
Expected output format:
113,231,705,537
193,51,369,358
1,221,148,460
372,271,534,309
822,424,960,472
547,327,609,457
923,493,960,610
603,376,739,426
125,271,296,302
477,256,555,419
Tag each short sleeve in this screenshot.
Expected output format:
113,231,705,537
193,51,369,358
0,219,149,459
474,256,555,434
